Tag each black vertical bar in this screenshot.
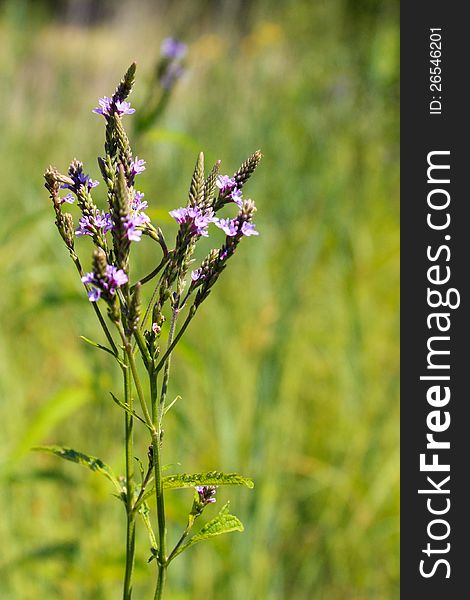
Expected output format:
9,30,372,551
401,4,469,597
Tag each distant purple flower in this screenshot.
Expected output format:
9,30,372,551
230,188,243,207
93,96,135,117
214,217,239,237
195,485,218,505
241,221,259,236
161,37,187,60
216,175,237,192
131,157,146,176
81,264,128,302
169,206,214,237
76,210,112,237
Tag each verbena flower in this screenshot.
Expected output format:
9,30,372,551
214,214,259,237
93,96,136,117
123,212,150,242
76,210,112,237
161,37,187,60
132,191,148,212
216,175,236,192
230,188,243,207
62,166,99,194
81,264,128,302
131,157,146,176
61,193,75,205
195,485,218,506
169,206,214,237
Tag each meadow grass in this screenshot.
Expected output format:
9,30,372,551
0,1,399,598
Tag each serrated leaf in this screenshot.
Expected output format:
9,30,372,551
163,471,254,490
33,446,122,495
170,503,244,560
134,470,252,510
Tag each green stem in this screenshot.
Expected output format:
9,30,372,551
154,564,167,600
154,309,195,375
158,305,179,423
122,352,135,600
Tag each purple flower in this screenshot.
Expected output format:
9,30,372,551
123,212,150,242
191,268,203,282
169,206,214,237
61,193,75,205
216,175,237,192
76,210,112,237
106,264,128,288
241,221,259,236
132,191,148,212
81,264,128,302
62,168,99,194
131,157,146,176
87,287,102,302
169,207,188,224
161,37,187,60
195,485,218,505
214,217,239,237
230,188,243,207
93,96,135,117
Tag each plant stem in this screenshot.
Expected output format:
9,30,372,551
122,351,135,600
154,564,167,600
158,304,179,423
154,309,195,375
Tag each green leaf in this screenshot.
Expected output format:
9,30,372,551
134,470,252,510
33,445,123,495
163,471,254,490
170,503,244,560
110,392,150,429
80,336,126,368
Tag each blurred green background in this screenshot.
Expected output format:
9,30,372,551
0,0,399,598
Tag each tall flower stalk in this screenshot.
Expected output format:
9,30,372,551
41,63,261,599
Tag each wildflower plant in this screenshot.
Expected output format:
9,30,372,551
41,63,261,599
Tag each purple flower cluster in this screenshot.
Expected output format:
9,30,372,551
214,217,258,237
216,174,243,207
123,212,150,242
122,190,151,242
60,193,75,205
169,206,214,237
81,265,128,302
195,485,218,506
62,170,99,195
93,96,135,118
76,210,112,237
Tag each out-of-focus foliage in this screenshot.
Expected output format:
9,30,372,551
0,0,399,598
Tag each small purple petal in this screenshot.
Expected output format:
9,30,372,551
230,188,243,207
87,287,101,302
241,221,259,236
191,268,203,282
216,175,236,191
